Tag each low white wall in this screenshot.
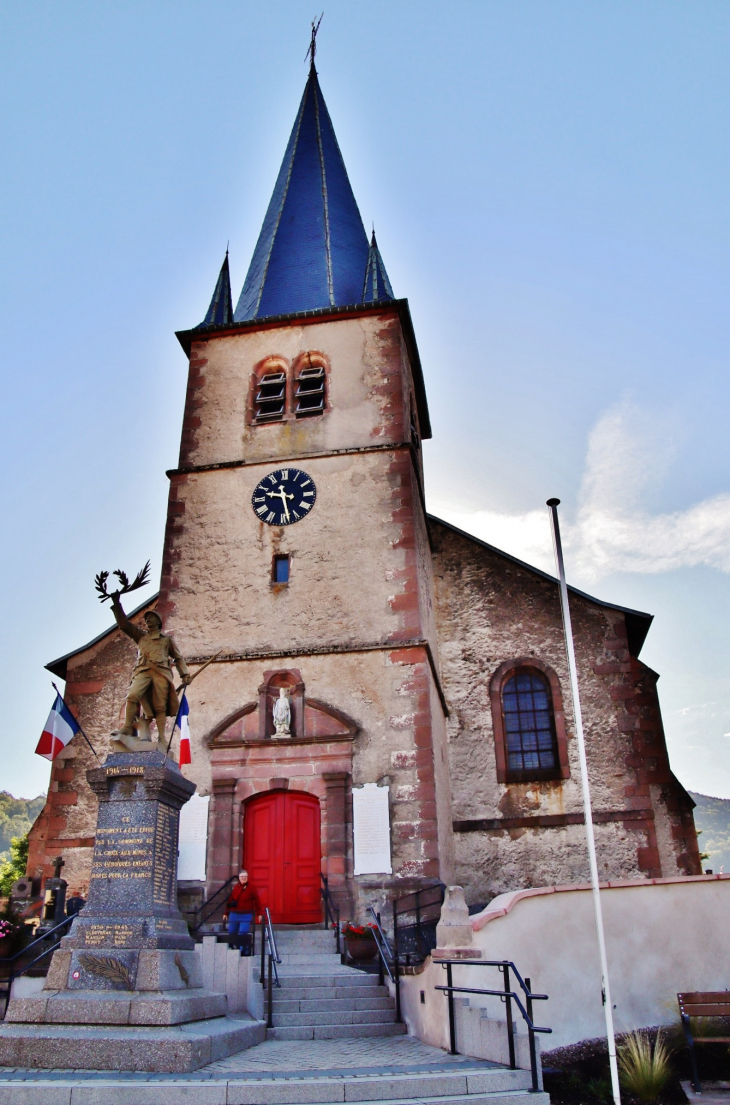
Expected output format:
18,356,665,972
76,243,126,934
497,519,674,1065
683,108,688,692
196,935,252,1013
399,874,730,1051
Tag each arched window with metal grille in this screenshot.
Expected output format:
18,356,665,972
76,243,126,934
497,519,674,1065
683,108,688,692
294,353,327,417
254,369,287,423
489,659,571,783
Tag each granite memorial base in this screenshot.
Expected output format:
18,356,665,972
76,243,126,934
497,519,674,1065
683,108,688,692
0,1016,265,1073
0,751,264,1072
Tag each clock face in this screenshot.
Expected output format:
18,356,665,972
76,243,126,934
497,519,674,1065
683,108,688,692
251,468,317,526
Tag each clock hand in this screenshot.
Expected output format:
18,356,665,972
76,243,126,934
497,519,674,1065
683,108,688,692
277,485,293,521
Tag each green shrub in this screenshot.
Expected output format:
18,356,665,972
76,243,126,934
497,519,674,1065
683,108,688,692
0,834,29,897
618,1031,671,1103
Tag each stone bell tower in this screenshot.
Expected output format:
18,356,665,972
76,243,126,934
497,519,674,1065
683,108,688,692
160,60,454,919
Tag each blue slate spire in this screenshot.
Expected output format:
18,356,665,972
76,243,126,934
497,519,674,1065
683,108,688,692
235,65,372,322
198,250,234,327
362,230,394,303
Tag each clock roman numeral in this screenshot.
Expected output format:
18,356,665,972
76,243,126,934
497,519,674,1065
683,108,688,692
299,501,311,511
266,511,276,523
280,470,289,481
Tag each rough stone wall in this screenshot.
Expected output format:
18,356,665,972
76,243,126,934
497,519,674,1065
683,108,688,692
27,602,156,895
429,519,700,905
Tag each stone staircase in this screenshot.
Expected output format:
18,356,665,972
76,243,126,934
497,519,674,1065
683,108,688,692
262,925,407,1040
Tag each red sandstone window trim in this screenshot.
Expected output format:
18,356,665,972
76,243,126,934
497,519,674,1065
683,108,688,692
489,658,570,784
248,352,330,426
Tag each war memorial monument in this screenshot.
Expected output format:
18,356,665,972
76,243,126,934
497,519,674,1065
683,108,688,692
0,573,263,1071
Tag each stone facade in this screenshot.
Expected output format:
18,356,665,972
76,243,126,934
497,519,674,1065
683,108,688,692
33,302,700,917
431,520,701,904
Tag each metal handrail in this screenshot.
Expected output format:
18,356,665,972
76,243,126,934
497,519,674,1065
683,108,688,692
392,882,445,964
320,874,341,954
366,907,401,1022
0,915,75,1016
435,958,551,1094
189,876,237,934
260,907,281,1029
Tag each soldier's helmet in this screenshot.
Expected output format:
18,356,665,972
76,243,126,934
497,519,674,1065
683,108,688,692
143,610,163,627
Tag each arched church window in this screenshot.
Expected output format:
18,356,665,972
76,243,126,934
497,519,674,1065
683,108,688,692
489,659,570,783
294,353,326,417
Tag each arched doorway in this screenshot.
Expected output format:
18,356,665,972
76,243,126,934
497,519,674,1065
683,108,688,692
243,790,322,924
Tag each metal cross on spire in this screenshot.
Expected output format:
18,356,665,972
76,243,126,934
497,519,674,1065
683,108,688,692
305,13,323,68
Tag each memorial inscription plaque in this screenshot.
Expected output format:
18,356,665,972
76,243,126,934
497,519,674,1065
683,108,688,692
62,749,195,954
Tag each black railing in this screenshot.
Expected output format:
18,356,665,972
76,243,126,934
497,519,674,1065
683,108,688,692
366,906,401,1023
189,876,237,935
0,915,75,1016
320,874,341,954
392,882,445,964
435,958,551,1093
260,907,281,1029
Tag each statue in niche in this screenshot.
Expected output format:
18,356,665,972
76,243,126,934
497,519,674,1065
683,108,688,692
272,688,291,738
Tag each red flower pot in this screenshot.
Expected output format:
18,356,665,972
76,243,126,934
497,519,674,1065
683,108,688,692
345,936,377,962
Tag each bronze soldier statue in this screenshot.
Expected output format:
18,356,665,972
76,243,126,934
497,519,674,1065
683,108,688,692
95,563,189,752
110,600,189,749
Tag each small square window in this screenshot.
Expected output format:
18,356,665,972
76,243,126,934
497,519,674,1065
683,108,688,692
272,555,290,584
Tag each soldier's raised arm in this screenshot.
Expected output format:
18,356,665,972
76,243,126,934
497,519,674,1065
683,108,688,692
110,595,144,644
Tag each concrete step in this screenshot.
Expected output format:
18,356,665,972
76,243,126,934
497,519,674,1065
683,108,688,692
223,1068,537,1104
269,983,388,1001
277,953,345,965
265,1021,409,1040
276,973,380,988
0,1080,547,1105
273,994,394,1012
271,1008,397,1027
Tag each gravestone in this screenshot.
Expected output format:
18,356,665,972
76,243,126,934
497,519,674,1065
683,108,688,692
0,751,264,1070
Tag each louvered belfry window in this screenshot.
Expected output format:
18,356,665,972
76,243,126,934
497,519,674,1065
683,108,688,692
255,371,287,422
502,671,559,777
295,363,325,417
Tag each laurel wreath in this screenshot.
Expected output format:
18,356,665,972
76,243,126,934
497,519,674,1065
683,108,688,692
78,953,133,989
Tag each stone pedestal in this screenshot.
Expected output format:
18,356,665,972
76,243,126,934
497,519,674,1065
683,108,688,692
0,751,264,1071
432,885,482,960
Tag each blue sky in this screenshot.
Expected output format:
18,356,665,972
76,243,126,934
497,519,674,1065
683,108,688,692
1,1,729,799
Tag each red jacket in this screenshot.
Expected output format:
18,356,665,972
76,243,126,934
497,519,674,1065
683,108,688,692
226,883,259,914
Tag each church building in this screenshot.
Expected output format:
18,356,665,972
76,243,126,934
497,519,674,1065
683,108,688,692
29,59,702,923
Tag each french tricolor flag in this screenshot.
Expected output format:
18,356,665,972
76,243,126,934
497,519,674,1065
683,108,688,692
175,692,191,766
36,694,82,761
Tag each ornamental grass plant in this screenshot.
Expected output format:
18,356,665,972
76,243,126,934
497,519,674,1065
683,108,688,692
618,1030,672,1103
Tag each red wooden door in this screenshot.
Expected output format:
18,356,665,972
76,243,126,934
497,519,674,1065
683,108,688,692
243,791,321,923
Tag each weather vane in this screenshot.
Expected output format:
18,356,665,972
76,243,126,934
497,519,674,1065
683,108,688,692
306,13,323,67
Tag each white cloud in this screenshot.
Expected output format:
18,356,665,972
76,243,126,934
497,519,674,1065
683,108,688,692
430,400,730,583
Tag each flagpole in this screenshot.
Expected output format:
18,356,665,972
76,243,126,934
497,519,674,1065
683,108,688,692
546,499,621,1105
51,682,101,764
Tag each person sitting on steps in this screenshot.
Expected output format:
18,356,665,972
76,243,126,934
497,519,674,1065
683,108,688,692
223,870,260,955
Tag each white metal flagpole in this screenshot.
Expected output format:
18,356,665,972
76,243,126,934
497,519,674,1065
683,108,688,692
546,498,621,1105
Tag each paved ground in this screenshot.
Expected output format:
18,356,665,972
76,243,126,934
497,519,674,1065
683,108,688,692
205,1035,495,1076
0,1034,498,1082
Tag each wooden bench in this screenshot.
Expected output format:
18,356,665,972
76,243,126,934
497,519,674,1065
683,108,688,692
678,991,730,1092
